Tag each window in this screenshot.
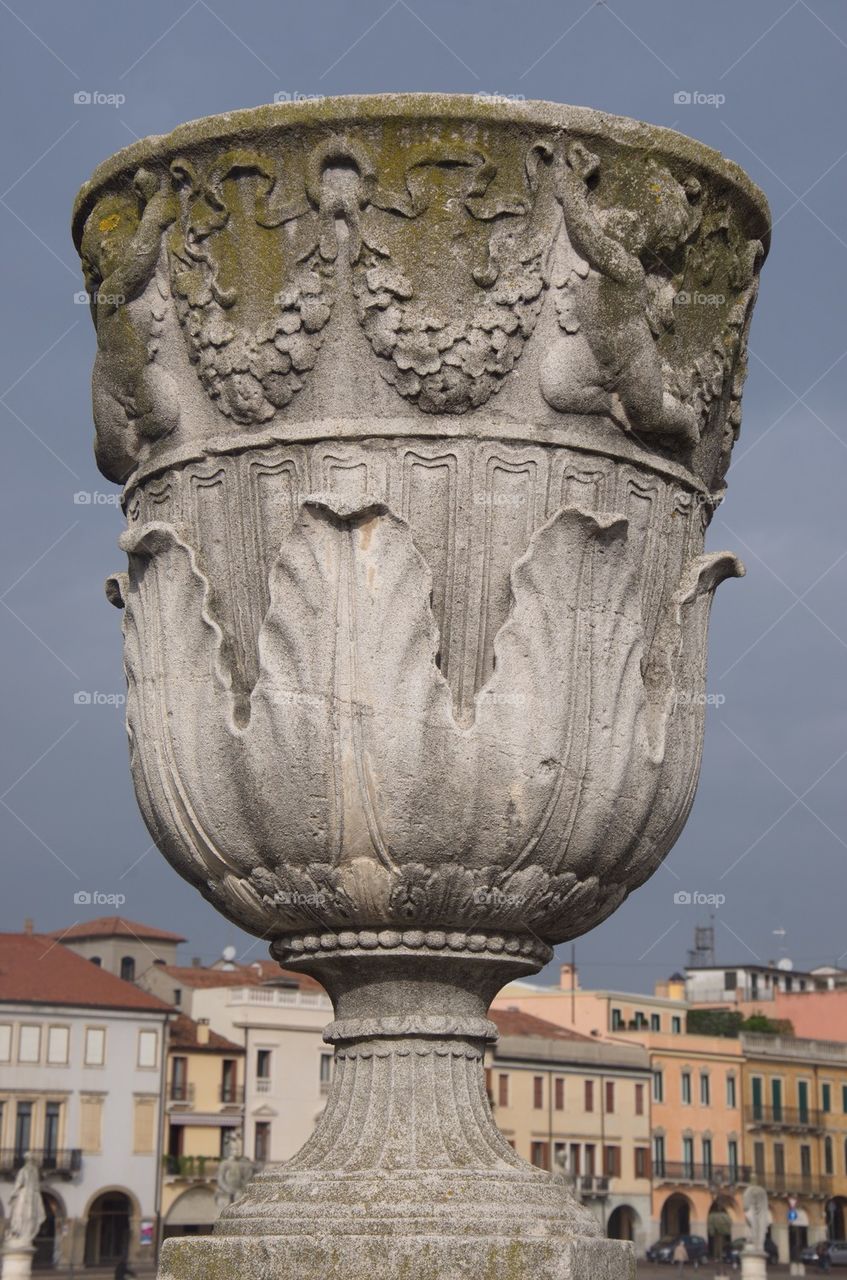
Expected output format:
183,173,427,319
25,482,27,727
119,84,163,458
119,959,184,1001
700,1073,710,1106
43,1102,60,1159
255,1121,271,1163
570,1143,581,1175
90,956,101,967
170,1056,189,1101
753,1141,765,1176
18,1025,41,1063
47,1025,69,1064
120,956,136,982
554,1077,565,1111
133,1097,156,1153
603,1145,621,1177
635,1147,650,1178
799,1079,810,1123
635,1082,644,1116
256,1048,272,1090
84,1027,105,1066
653,1134,666,1178
221,1059,238,1104
611,1008,623,1030
822,1082,832,1113
584,1144,596,1175
605,1081,615,1113
319,1053,333,1090
653,1070,664,1103
80,1095,103,1153
533,1076,544,1109
14,1102,32,1156
650,1013,661,1032
825,1136,834,1175
801,1144,812,1176
0,1025,11,1061
681,1071,692,1104
726,1074,737,1108
138,1030,158,1068
724,970,737,991
671,1016,682,1034
531,1142,550,1169
771,1077,783,1120
842,1084,847,1114
682,1136,694,1178
774,1142,785,1175
751,1076,763,1120
702,1137,713,1176
728,1139,739,1179
498,1074,509,1108
585,1080,594,1111
173,988,182,1007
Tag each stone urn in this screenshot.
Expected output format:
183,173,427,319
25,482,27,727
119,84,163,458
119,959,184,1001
72,95,768,1280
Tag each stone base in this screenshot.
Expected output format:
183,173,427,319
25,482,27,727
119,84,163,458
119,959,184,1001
1,1245,35,1280
158,1230,634,1280
741,1250,769,1280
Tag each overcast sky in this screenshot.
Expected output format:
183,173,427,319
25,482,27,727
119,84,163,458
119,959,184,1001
1,0,845,993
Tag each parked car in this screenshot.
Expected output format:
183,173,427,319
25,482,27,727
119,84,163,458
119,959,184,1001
801,1242,847,1268
725,1237,779,1267
827,1242,847,1266
646,1235,709,1264
801,1243,825,1265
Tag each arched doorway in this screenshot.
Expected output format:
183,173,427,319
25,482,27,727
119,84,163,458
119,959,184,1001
608,1204,640,1242
33,1192,63,1269
662,1193,693,1236
84,1192,132,1266
828,1197,847,1240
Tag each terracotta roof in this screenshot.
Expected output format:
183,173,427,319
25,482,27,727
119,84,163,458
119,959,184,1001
168,1013,243,1053
49,916,187,943
491,1008,594,1041
156,960,325,994
0,934,172,1013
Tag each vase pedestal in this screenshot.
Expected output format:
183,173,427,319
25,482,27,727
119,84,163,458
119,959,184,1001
1,1246,35,1280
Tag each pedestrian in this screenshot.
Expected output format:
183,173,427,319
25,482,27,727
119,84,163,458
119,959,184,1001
816,1242,831,1273
673,1239,688,1272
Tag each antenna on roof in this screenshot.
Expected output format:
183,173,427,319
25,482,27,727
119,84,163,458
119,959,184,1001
686,924,715,967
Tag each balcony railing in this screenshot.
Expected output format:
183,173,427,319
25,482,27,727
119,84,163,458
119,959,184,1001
578,1175,610,1197
168,1082,196,1104
219,1084,244,1105
654,1162,751,1186
227,986,333,1012
758,1170,833,1198
163,1154,222,1180
0,1149,82,1180
748,1105,823,1130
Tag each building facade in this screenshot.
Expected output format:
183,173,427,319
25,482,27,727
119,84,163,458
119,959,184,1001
51,916,186,982
487,1009,653,1253
494,964,689,1038
0,931,171,1269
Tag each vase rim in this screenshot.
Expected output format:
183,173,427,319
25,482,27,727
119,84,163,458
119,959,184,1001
71,91,770,250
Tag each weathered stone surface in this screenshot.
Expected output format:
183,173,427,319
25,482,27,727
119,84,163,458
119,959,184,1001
72,94,768,1278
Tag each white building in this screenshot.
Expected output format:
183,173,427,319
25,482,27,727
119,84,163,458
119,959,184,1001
139,960,333,1163
0,929,171,1268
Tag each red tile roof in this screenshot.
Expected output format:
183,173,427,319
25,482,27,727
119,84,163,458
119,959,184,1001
49,916,187,943
491,1008,594,1041
156,960,325,994
0,933,172,1013
168,1013,243,1053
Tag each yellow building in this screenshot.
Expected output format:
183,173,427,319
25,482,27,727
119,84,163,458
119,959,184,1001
487,1008,653,1253
160,1014,245,1241
741,1031,847,1261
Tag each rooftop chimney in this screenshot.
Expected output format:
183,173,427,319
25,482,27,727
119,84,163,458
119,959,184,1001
559,961,578,991
23,919,33,936
196,1018,210,1046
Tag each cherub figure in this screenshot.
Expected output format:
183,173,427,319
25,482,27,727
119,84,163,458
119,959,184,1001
540,142,700,446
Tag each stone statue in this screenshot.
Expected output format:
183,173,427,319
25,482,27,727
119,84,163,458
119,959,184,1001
215,1133,254,1209
72,94,768,1280
552,1148,579,1198
743,1183,770,1255
6,1154,45,1248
